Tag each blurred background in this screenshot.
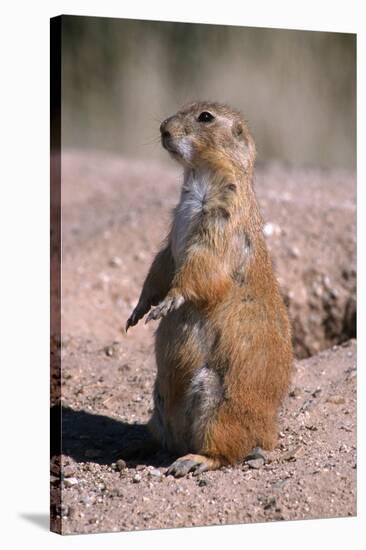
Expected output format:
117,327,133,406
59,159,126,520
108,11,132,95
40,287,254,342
61,16,356,169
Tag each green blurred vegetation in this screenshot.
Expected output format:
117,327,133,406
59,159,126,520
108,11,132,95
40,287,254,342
61,16,356,169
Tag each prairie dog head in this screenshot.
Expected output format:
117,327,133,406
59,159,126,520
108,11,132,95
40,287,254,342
160,101,256,172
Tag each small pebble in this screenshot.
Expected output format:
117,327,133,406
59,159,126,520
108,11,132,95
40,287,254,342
109,256,122,267
327,395,345,405
105,346,114,357
247,458,265,469
289,246,300,258
341,340,351,348
340,424,352,432
63,465,76,477
263,222,281,237
79,495,95,505
305,424,317,431
133,474,142,483
263,496,276,510
289,387,302,399
149,468,162,478
133,251,146,262
246,447,266,461
58,503,69,517
281,446,302,462
104,342,122,358
272,479,288,489
116,459,127,471
64,477,78,487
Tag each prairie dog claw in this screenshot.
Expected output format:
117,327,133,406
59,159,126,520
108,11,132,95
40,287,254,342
126,301,149,332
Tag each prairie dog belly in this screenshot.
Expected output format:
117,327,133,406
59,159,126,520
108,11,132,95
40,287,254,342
171,171,208,265
153,307,223,454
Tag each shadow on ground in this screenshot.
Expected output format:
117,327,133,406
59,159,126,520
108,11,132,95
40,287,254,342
50,405,174,468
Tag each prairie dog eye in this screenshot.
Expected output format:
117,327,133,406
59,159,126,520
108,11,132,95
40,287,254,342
197,111,215,123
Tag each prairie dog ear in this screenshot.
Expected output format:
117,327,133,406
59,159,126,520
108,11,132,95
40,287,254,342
232,120,245,141
246,132,257,167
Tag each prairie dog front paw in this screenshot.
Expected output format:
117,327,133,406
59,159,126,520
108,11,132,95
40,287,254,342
145,294,185,324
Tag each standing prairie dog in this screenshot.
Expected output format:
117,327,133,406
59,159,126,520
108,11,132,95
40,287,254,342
126,101,293,477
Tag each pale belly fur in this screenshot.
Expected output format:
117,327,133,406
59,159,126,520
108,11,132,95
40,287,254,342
171,171,208,265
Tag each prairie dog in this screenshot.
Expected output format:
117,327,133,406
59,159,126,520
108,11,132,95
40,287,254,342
126,101,293,477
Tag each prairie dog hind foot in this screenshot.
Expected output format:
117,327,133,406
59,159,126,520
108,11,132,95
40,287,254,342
166,454,224,478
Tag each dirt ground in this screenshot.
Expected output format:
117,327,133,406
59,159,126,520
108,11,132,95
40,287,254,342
51,150,356,535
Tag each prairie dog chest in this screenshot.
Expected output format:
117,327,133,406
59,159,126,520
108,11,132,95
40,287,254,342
171,171,208,264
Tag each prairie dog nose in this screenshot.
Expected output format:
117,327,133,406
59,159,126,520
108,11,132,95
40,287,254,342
160,118,172,137
161,129,171,139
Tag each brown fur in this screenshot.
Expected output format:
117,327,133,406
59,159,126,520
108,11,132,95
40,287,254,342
126,101,293,476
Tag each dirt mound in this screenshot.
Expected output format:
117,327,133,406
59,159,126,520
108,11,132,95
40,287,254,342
256,163,356,358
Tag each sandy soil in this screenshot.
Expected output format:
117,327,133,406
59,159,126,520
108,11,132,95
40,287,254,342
51,150,356,534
